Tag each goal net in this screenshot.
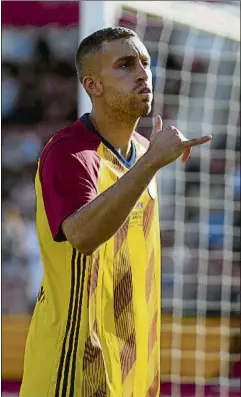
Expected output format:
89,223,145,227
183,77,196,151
103,1,240,396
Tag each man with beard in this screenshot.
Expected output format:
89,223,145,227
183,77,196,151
20,27,212,397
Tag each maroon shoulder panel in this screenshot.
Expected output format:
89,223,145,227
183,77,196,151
39,120,101,242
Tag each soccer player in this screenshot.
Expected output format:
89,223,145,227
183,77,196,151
20,27,212,397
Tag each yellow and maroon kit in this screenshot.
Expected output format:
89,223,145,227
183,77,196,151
20,114,161,397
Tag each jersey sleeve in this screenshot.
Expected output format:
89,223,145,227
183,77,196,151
40,138,100,242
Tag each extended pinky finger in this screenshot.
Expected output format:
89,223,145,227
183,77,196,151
183,135,213,148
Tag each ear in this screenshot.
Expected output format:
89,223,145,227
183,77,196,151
82,76,103,97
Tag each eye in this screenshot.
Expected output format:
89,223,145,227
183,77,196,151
120,62,131,69
142,60,150,68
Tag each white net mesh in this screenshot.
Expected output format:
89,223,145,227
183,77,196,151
115,1,240,396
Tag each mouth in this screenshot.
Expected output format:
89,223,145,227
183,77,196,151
138,87,152,95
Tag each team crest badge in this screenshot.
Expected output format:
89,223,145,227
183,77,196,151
147,178,156,199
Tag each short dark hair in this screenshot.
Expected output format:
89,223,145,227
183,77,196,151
75,26,137,82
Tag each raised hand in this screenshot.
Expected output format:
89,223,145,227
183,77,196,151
147,115,212,170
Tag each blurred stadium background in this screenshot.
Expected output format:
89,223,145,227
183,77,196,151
1,1,240,396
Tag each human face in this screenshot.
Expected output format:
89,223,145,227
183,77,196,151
99,37,153,118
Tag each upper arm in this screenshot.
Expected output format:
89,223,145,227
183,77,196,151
40,139,100,242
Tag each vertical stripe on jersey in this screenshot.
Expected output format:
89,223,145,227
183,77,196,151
55,249,86,397
61,251,81,396
113,223,136,386
55,248,77,397
144,200,160,395
82,252,107,397
69,255,86,396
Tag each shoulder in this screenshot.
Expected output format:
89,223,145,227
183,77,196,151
133,131,150,152
39,120,101,175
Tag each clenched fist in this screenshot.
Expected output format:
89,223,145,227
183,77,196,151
146,115,212,170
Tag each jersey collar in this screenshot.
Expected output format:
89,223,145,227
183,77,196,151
79,113,136,169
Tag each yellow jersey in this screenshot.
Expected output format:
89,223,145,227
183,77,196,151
20,114,161,397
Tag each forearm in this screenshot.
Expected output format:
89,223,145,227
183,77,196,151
62,153,156,254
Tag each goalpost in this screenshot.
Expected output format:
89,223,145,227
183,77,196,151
78,1,240,396
78,1,120,115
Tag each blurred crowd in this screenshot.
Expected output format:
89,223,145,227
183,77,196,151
2,12,240,316
2,27,78,126
2,27,78,313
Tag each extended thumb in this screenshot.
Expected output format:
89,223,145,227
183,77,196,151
155,115,163,132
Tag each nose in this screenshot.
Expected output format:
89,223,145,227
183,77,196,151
135,61,149,82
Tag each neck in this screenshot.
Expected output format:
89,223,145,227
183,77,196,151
89,106,139,160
